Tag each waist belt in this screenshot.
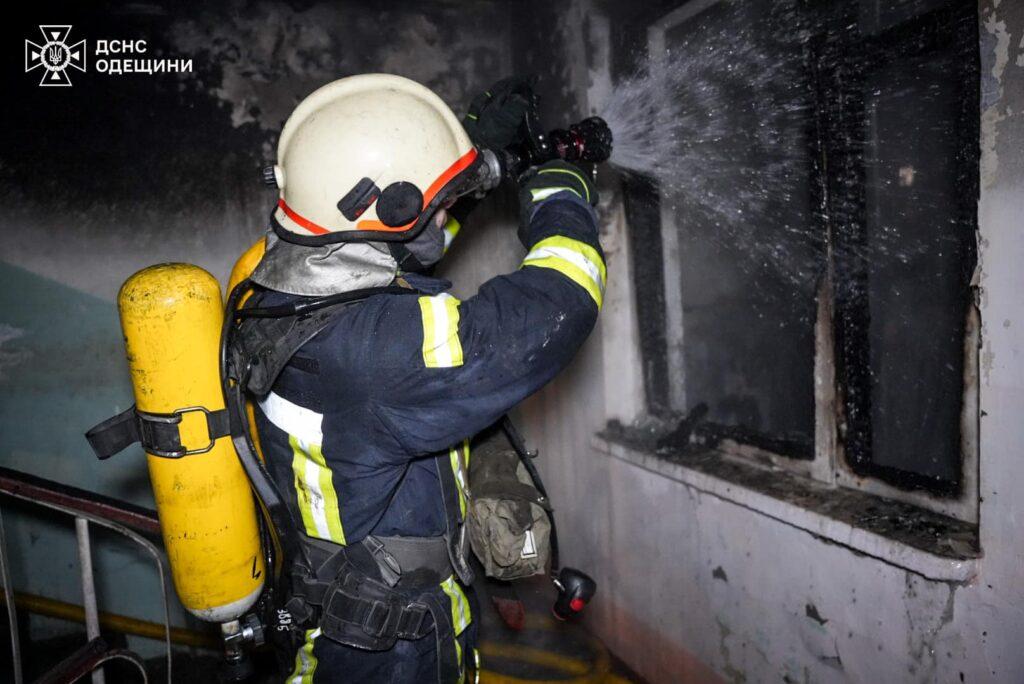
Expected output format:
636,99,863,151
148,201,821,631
287,534,464,682
302,534,454,591
372,535,455,585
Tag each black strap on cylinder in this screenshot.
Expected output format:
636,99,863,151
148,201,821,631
85,404,231,460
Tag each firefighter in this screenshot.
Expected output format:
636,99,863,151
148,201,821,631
247,74,604,682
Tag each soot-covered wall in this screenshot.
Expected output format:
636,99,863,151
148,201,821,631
0,0,512,649
515,1,1024,682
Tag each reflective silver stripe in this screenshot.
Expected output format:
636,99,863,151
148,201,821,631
258,390,323,445
524,243,604,290
522,235,607,308
449,440,470,517
289,435,346,545
530,186,581,202
537,166,591,202
260,393,345,544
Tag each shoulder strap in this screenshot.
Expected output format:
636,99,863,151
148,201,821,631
232,285,416,397
234,304,345,397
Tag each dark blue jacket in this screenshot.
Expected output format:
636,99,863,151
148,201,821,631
252,191,604,550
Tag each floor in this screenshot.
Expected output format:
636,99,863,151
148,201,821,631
475,575,640,683
1,574,643,683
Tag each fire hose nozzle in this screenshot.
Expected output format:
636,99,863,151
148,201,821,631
492,112,614,182
549,116,613,165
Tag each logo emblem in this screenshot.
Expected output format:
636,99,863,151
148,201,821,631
25,25,86,87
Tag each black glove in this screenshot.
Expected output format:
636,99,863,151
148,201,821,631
518,159,598,219
463,77,531,150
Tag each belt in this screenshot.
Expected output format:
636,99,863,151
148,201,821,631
303,534,454,589
287,533,465,682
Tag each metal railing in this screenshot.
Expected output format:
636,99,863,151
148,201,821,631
0,466,173,684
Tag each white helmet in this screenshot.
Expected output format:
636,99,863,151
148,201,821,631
267,74,484,245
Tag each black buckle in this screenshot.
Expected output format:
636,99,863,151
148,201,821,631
361,600,391,638
395,602,429,639
362,536,402,587
137,406,221,458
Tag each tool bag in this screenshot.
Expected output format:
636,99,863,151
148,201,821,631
466,428,552,581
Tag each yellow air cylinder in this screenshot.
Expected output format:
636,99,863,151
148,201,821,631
227,236,266,298
118,263,265,622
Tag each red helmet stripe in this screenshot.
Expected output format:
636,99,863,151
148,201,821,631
277,197,330,235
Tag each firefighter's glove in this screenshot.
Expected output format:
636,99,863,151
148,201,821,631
519,159,597,212
517,160,598,245
463,77,531,151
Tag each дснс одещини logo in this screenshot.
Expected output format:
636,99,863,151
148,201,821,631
25,25,86,87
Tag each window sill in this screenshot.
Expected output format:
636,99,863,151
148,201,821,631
592,427,980,583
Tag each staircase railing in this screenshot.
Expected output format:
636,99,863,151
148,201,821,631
0,466,172,684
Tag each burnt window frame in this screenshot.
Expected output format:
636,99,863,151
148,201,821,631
629,0,980,519
822,1,981,498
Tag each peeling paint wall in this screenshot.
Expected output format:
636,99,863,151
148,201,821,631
506,0,1024,681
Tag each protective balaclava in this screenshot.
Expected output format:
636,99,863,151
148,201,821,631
250,232,398,297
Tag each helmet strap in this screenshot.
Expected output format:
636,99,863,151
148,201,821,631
388,243,425,273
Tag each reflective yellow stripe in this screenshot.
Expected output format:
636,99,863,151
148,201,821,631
522,235,607,309
531,186,581,202
442,216,462,255
440,575,472,636
449,439,470,518
537,167,590,202
419,293,464,368
523,256,603,307
473,647,481,684
289,435,346,545
455,637,465,684
288,628,320,684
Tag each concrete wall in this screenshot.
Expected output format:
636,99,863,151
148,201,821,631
502,0,1024,681
0,0,512,654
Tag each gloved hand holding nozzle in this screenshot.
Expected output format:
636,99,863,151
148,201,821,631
463,76,533,151
463,76,613,188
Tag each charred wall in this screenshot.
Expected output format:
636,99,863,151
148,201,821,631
0,0,513,647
